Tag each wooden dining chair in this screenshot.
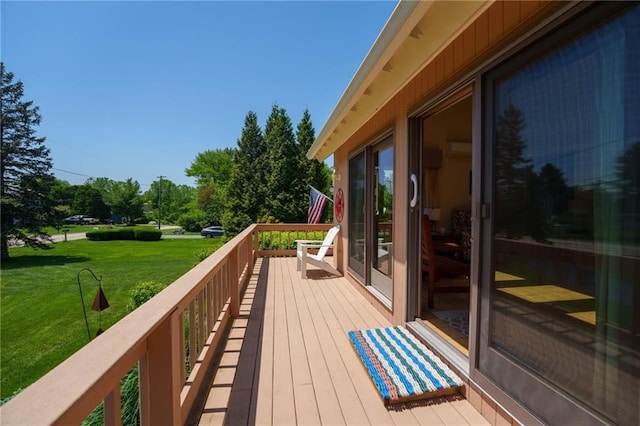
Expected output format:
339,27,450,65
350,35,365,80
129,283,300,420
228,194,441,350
422,215,470,308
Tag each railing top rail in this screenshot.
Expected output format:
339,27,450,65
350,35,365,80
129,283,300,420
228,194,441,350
254,223,334,231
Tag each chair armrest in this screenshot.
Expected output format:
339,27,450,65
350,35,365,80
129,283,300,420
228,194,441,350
299,243,334,248
434,243,470,253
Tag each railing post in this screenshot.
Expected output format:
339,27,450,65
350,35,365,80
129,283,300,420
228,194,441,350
104,386,122,426
229,248,240,317
139,313,182,425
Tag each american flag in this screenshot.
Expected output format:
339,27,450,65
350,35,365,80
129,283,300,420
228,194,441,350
308,186,328,224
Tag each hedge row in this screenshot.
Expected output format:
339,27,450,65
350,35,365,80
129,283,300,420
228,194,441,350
86,228,162,241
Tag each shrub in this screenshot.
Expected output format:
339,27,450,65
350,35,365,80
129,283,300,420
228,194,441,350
86,228,160,241
177,210,208,232
127,281,167,312
86,228,134,241
258,230,324,250
133,228,162,241
194,247,215,262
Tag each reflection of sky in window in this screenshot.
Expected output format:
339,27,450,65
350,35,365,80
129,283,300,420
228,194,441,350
495,6,640,189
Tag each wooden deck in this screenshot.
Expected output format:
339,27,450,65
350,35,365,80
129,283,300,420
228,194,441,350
193,256,488,425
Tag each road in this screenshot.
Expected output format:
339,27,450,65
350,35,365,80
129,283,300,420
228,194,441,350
10,226,203,247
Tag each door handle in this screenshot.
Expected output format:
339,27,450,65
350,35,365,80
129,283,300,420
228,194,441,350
410,174,418,208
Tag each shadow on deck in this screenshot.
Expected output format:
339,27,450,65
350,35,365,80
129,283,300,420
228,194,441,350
190,257,488,425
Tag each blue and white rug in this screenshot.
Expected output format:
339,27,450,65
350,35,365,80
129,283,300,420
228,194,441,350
348,326,463,404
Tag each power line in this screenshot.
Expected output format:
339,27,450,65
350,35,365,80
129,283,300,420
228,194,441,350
51,167,93,178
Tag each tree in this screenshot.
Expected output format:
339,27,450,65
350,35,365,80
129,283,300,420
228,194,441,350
186,148,234,226
263,104,304,223
223,111,267,235
1,63,54,261
185,148,234,187
297,108,331,222
73,185,110,220
145,179,195,224
494,103,547,241
49,178,77,227
108,178,143,223
539,163,570,219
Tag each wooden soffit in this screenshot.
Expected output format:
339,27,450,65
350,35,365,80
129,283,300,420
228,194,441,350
308,0,489,161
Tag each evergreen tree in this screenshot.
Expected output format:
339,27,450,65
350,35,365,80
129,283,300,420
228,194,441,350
263,104,303,223
297,108,331,221
222,111,267,235
494,103,546,240
539,163,570,218
1,63,55,261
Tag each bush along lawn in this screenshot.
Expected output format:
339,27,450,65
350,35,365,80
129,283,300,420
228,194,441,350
0,237,224,401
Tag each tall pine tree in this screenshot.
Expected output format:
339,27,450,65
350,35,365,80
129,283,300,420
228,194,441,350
264,104,303,223
494,103,546,240
297,108,330,222
1,63,54,261
223,111,267,235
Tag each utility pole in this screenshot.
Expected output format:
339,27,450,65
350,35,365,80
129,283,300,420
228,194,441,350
157,176,165,230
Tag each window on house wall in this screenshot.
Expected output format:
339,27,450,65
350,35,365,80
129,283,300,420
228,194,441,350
482,4,639,424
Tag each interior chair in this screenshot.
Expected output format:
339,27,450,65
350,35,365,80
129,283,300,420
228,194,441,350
452,209,472,262
296,224,341,279
422,215,470,308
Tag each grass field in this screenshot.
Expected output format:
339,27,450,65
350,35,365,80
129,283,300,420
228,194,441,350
0,237,223,400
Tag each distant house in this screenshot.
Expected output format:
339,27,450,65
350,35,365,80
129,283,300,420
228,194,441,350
309,2,639,425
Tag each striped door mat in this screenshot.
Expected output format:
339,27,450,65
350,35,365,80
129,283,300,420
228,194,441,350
348,326,463,405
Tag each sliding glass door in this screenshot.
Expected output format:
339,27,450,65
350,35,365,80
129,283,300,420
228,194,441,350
371,143,393,299
348,136,394,303
479,4,639,424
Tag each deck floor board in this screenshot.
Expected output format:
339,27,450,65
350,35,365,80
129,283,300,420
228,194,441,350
195,257,488,425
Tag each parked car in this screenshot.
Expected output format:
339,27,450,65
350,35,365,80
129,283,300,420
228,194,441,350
200,226,224,238
83,217,99,225
63,215,85,224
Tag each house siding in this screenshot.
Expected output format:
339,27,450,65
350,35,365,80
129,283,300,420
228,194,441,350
333,0,562,324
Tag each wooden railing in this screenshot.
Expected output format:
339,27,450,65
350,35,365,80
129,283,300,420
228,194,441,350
1,223,333,425
254,223,335,257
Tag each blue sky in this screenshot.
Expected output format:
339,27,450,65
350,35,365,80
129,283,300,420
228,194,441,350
2,0,398,189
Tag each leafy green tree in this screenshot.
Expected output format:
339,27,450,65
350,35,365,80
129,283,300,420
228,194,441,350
86,177,116,196
49,179,77,227
50,178,76,206
185,148,235,187
145,179,195,224
223,111,267,235
186,148,234,226
263,104,304,223
1,63,55,261
297,108,331,222
73,185,110,220
108,178,143,223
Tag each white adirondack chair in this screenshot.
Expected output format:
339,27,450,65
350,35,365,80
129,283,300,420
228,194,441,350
296,224,341,279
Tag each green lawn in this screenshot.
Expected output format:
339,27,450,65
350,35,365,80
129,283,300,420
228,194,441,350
0,237,223,400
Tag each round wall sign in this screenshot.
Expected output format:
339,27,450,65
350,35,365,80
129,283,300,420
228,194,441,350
335,188,344,223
